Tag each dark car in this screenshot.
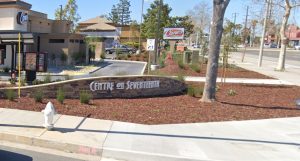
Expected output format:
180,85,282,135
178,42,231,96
105,45,136,54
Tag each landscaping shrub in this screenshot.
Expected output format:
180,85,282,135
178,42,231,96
33,90,43,103
64,75,71,80
187,85,203,97
100,53,106,59
176,56,185,69
80,91,92,104
228,89,237,96
20,78,26,86
159,58,165,68
72,52,85,64
32,79,41,85
56,88,65,104
187,86,195,97
3,66,10,73
44,74,51,83
190,64,201,73
9,78,16,85
5,89,15,101
60,52,67,63
176,73,185,82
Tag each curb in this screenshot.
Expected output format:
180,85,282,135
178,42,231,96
102,147,211,161
0,132,103,157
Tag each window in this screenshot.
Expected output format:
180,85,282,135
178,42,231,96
70,39,75,43
75,40,79,43
49,39,65,43
80,40,84,44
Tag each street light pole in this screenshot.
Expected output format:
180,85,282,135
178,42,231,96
60,5,63,20
154,0,162,65
138,0,144,54
258,0,271,67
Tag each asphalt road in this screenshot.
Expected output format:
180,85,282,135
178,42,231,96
91,60,146,77
0,145,83,161
238,48,300,62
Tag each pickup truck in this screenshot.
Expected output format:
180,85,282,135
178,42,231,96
105,45,136,54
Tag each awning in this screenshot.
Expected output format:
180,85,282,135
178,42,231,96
0,32,36,44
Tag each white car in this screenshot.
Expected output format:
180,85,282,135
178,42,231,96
295,45,300,50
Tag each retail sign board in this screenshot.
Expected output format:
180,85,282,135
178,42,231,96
146,39,155,51
38,52,47,72
25,52,37,71
163,28,185,40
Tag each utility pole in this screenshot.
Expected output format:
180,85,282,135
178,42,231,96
232,13,238,36
242,6,249,62
60,5,63,20
154,0,162,65
258,0,271,67
138,0,144,54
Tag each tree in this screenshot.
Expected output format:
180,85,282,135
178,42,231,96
107,5,119,24
187,1,212,33
276,0,300,71
187,1,211,48
250,19,258,47
141,0,172,39
222,19,242,47
54,0,81,32
129,20,139,42
201,0,230,102
117,0,132,25
107,0,132,25
170,16,194,38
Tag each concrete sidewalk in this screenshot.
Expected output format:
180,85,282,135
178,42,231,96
184,76,292,85
1,108,300,161
229,52,300,86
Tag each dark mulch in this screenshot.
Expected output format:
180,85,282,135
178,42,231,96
2,83,300,125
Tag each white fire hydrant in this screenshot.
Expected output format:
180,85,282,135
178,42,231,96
42,102,56,130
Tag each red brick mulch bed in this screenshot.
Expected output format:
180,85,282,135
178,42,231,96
2,83,300,124
157,54,272,79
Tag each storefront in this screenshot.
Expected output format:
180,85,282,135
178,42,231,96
0,0,86,80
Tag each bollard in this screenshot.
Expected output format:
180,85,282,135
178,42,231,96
42,101,56,130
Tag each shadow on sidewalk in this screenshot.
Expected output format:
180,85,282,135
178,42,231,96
1,123,300,147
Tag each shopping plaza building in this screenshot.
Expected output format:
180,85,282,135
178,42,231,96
0,0,86,71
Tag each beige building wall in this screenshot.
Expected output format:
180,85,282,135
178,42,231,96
0,7,28,31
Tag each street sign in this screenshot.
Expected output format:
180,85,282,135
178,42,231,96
146,39,155,51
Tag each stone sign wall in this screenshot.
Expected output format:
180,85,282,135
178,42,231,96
0,76,186,99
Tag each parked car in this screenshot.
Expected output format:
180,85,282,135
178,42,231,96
295,45,300,50
264,43,278,48
192,44,201,48
105,45,136,54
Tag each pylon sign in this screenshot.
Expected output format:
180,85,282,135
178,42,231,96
146,39,155,51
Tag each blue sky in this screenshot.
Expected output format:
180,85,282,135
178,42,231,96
24,0,299,25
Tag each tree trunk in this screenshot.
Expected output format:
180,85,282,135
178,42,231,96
201,0,230,102
276,1,291,71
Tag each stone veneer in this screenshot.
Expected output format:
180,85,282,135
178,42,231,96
0,76,187,99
